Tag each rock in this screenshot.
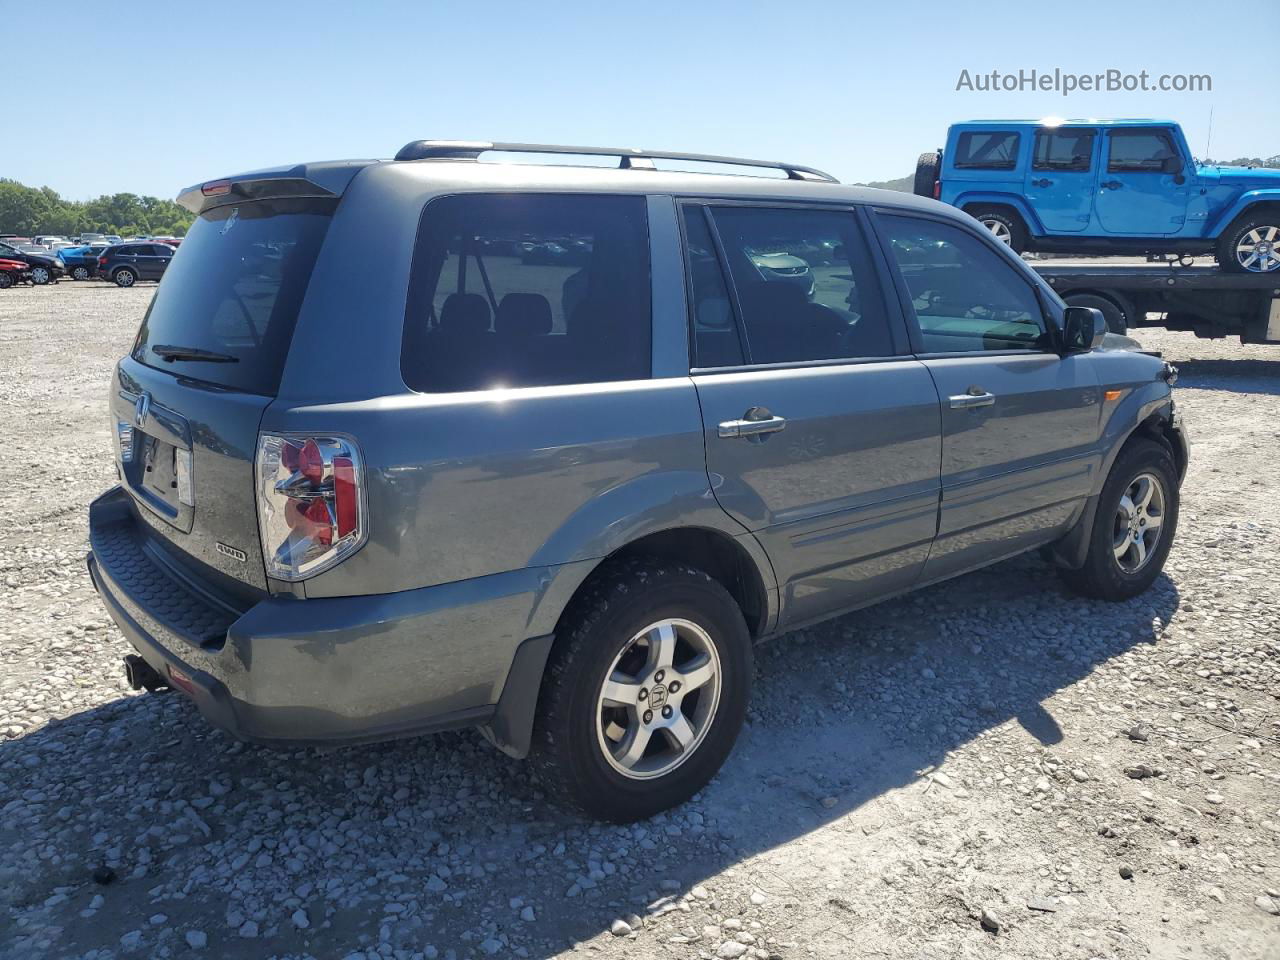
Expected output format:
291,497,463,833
1256,896,1280,916
1119,866,1135,880
119,930,143,950
292,908,310,929
1070,768,1090,783
610,918,633,937
750,889,768,906
718,941,748,959
520,905,536,922
1027,897,1057,912
921,668,936,680
624,912,644,929
238,919,259,938
1205,792,1225,805
92,865,117,885
185,930,207,949
691,885,711,900
1207,887,1225,903
980,906,1002,933
1124,764,1156,779
820,796,837,808
1125,725,1150,742
479,938,503,955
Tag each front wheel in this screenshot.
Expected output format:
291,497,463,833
71,265,90,280
113,268,137,287
1058,438,1179,601
0,273,12,289
30,266,51,285
530,559,752,822
1217,217,1280,273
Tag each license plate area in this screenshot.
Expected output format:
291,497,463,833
116,391,195,533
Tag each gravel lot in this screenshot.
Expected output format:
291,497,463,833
1,282,1278,960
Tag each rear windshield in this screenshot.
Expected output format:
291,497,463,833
131,197,335,395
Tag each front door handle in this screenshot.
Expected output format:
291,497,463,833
1031,178,1052,188
949,390,996,410
719,406,787,438
1101,180,1123,190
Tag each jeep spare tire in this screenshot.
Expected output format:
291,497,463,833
913,151,941,198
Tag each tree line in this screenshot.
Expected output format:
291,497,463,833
0,178,194,238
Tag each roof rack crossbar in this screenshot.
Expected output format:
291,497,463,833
392,140,838,183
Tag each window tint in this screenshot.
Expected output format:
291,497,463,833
1108,129,1178,172
877,215,1049,353
1033,130,1095,171
682,206,743,368
131,197,334,395
953,131,1019,170
705,206,894,365
402,194,651,393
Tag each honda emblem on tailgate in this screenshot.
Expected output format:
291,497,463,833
216,542,247,563
134,391,151,428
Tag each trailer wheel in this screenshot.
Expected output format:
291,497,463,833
1064,293,1127,334
912,152,941,198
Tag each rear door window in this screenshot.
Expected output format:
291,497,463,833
131,197,335,395
1033,130,1095,171
953,131,1020,170
401,194,651,392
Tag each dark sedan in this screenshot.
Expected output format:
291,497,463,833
0,241,65,285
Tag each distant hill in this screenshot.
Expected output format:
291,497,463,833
856,174,913,193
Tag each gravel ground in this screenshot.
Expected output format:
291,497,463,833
1,282,1278,960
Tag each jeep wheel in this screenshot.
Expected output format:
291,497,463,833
113,268,137,288
30,266,51,285
530,558,752,822
967,206,1028,254
913,151,941,198
1058,438,1179,602
71,265,90,280
1218,218,1280,273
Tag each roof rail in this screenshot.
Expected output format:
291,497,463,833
392,140,838,183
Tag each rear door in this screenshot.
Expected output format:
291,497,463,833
872,210,1101,584
1095,127,1191,235
112,196,336,596
1025,127,1097,232
684,202,942,626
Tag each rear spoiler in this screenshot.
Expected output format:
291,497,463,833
176,160,377,215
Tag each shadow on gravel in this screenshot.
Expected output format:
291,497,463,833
0,554,1178,958
1173,357,1280,395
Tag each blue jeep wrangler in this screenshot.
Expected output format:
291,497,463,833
915,119,1280,273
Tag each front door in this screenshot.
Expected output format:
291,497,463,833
873,211,1102,584
683,203,942,626
1095,127,1191,236
1025,127,1097,233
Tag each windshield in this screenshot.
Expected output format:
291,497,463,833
131,197,335,395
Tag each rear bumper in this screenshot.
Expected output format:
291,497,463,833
87,486,560,747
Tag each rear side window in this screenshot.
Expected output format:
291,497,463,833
877,214,1049,353
131,197,335,395
953,131,1020,170
401,194,651,393
1108,129,1179,172
1033,129,1095,171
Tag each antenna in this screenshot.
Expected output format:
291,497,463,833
1204,106,1214,162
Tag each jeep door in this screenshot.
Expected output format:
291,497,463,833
871,210,1102,584
1095,127,1191,236
684,202,942,627
1025,127,1097,232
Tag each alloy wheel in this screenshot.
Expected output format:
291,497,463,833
72,266,89,280
595,618,722,781
31,267,49,284
1112,471,1167,574
1235,226,1280,273
981,218,1012,244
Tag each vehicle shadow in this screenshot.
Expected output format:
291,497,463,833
0,554,1178,958
1173,357,1280,395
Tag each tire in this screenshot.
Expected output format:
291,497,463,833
1064,293,1127,334
966,206,1028,254
1216,214,1280,274
71,266,90,280
530,558,752,822
1058,438,1179,602
912,151,941,198
113,268,137,288
30,265,51,285
0,273,12,289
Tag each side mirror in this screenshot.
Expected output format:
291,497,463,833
1161,156,1187,184
1062,306,1106,352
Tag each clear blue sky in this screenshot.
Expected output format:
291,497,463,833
4,0,1276,200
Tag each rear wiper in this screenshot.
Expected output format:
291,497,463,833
151,344,240,363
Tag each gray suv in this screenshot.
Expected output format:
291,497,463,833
87,141,1188,822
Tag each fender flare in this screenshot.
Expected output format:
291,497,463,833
1207,189,1280,236
950,192,1047,236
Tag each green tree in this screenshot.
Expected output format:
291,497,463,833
0,178,195,237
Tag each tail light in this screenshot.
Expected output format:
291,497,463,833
933,180,941,200
98,256,108,267
255,434,366,581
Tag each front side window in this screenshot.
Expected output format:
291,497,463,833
877,214,1049,353
696,205,894,366
1107,129,1179,173
1033,129,1095,171
402,194,651,392
953,131,1020,170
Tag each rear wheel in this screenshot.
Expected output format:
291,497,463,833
113,268,137,287
30,265,51,285
966,206,1028,254
1064,293,1127,334
0,272,12,289
530,558,752,822
71,265,90,280
1058,438,1178,601
913,151,941,198
1217,215,1280,273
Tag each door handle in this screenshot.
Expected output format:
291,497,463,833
1031,178,1052,188
949,390,996,410
719,406,787,438
1101,180,1123,190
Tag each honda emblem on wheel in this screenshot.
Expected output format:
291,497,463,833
134,392,151,429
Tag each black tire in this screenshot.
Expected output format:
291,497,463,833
966,206,1029,255
0,273,12,289
1064,293,1127,334
113,268,137,288
530,558,752,822
1058,438,1179,602
912,151,941,198
30,265,51,285
71,265,90,280
1216,213,1280,274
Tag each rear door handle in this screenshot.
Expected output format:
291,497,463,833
1101,180,1123,190
1031,178,1052,188
719,407,787,438
949,391,996,409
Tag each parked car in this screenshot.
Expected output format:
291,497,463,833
745,247,815,297
0,240,65,284
60,243,110,280
78,233,108,244
916,119,1280,273
33,235,69,249
96,242,175,286
0,257,32,288
105,235,123,244
87,140,1187,822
